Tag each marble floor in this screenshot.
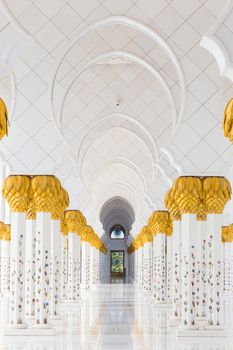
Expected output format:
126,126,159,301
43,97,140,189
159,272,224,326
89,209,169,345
1,282,233,350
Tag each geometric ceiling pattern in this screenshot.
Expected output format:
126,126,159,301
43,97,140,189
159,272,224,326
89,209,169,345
0,0,232,235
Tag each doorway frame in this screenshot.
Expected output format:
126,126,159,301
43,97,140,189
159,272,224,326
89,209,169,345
110,250,125,278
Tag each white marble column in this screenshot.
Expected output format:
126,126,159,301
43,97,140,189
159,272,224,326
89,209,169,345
166,234,172,303
25,218,36,319
138,247,143,287
169,220,181,326
90,245,95,288
142,241,152,292
50,219,61,318
9,212,27,328
195,220,207,321
34,212,51,327
67,232,81,302
179,214,197,329
81,241,91,292
60,235,68,302
223,241,233,296
1,232,10,296
206,214,224,328
95,249,100,284
153,233,166,304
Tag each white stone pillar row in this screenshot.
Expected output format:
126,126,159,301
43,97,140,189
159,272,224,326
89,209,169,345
64,210,85,303
0,221,4,296
195,217,207,322
140,226,152,293
180,213,198,329
170,220,182,326
90,245,95,288
203,176,231,331
222,225,233,296
50,219,61,318
92,237,100,286
138,243,143,287
165,189,183,325
168,176,203,333
166,232,172,303
50,188,69,319
1,223,10,296
81,226,94,293
147,210,173,305
25,204,36,320
60,226,68,302
2,175,31,329
31,175,61,329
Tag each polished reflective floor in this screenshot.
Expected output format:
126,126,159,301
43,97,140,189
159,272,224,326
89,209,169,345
1,283,233,349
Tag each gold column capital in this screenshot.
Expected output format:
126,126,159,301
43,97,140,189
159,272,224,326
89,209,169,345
3,224,11,241
31,175,61,213
222,224,233,242
172,176,202,214
147,210,173,236
203,176,231,214
164,189,181,221
27,200,36,220
61,219,68,236
140,226,153,244
2,175,31,212
81,225,95,242
0,97,9,140
223,98,233,142
51,187,69,220
0,221,6,240
64,210,86,234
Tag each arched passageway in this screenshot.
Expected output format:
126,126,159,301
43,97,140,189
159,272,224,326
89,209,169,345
99,197,135,283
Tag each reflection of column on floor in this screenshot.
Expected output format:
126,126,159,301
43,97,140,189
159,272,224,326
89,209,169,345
148,210,172,305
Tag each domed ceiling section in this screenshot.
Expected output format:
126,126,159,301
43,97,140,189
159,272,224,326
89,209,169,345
100,197,135,237
48,16,185,212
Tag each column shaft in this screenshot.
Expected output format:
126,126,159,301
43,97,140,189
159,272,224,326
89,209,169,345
67,233,81,301
9,212,26,327
50,220,61,317
25,219,36,318
35,212,51,326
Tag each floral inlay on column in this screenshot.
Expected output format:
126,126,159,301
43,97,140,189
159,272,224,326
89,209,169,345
2,175,31,328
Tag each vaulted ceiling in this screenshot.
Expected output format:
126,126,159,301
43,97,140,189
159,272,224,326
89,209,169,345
0,0,232,235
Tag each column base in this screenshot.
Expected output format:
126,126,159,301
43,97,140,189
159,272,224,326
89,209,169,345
62,300,82,308
168,316,181,327
152,301,172,308
177,324,227,337
196,316,207,326
49,316,63,327
4,325,55,336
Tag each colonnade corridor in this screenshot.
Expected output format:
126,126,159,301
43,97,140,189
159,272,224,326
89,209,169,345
1,281,233,350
